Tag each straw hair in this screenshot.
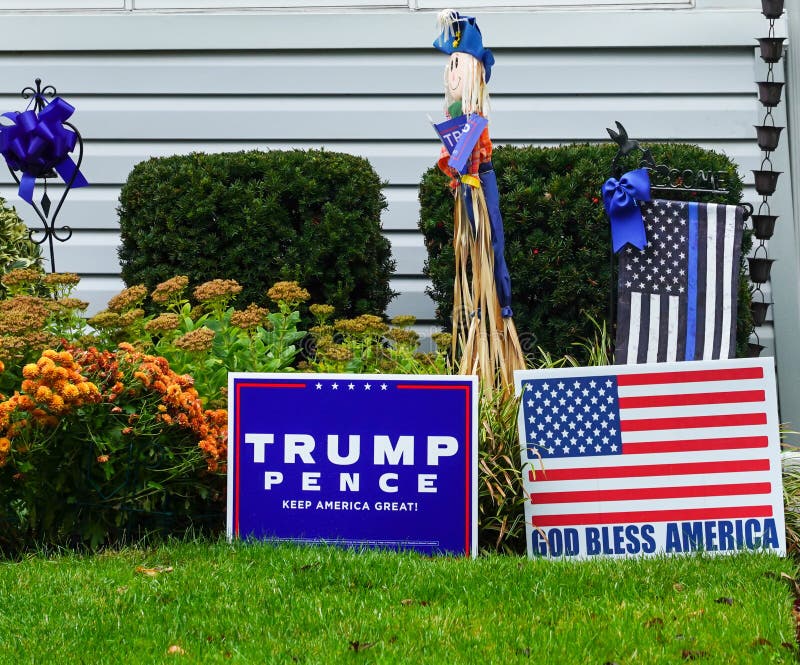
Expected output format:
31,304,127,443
437,8,460,42
451,185,526,398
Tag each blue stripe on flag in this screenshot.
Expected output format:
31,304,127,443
685,202,699,361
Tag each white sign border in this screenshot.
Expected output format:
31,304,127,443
513,357,785,559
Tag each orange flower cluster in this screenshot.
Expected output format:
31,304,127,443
0,350,101,467
1,343,228,473
94,343,228,471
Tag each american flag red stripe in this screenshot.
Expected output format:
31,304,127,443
519,360,781,531
531,505,773,528
618,389,765,408
617,367,763,385
533,482,772,504
623,435,768,455
530,458,770,482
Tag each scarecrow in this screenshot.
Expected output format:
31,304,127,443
433,9,525,394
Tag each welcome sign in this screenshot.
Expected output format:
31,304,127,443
228,373,478,556
514,358,785,559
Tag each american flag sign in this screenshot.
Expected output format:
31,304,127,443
515,358,785,559
615,200,744,364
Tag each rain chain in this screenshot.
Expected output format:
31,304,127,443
749,0,786,356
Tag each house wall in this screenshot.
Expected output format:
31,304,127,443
1,3,797,427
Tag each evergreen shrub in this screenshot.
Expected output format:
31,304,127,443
419,143,752,361
0,197,41,296
118,150,395,321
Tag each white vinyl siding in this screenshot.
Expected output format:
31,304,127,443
1,6,798,430
0,44,766,318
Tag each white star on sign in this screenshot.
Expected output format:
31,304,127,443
316,382,322,390
364,383,371,390
381,383,388,390
332,383,339,390
348,383,355,390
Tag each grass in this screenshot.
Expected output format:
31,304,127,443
0,540,796,664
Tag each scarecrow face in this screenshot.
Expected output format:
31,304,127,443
446,52,470,102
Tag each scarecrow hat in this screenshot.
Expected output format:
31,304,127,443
433,9,495,82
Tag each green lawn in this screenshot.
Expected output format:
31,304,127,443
0,541,796,664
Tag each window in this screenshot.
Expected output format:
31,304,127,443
133,0,403,7
414,0,690,7
0,0,124,7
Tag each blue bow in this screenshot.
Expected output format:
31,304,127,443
0,96,89,205
601,168,651,253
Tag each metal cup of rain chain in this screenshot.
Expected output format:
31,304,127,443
750,300,771,326
752,213,778,240
758,37,785,63
761,0,784,19
747,342,766,357
753,170,782,196
748,257,776,284
758,81,785,107
754,124,784,151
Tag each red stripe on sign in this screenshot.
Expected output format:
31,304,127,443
531,505,773,527
622,436,769,455
618,390,766,409
235,382,307,389
532,482,771,505
529,458,770,482
397,385,469,390
617,367,764,386
621,412,767,432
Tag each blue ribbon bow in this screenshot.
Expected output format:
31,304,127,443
0,96,89,205
601,168,651,253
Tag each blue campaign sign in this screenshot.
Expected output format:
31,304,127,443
432,114,488,174
227,373,478,556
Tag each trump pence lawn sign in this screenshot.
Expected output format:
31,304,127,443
228,373,478,556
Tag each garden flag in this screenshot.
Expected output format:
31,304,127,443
514,358,785,559
615,200,744,364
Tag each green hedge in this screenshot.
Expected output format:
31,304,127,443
0,197,41,292
118,150,395,317
419,143,752,361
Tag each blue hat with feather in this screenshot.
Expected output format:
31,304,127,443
433,9,495,82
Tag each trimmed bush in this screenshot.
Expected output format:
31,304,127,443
419,143,752,361
118,150,395,319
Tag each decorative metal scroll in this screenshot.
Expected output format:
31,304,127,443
2,79,84,273
607,121,752,214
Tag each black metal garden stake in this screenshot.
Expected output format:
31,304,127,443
2,79,86,273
